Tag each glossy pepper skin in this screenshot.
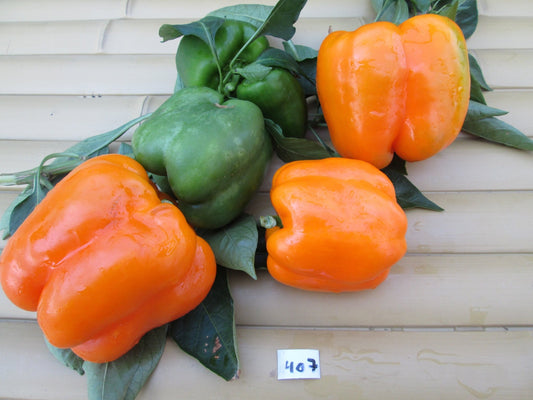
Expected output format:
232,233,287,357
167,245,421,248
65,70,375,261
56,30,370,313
316,14,470,169
176,19,307,138
266,158,407,293
132,87,272,229
176,20,269,91
236,68,308,138
0,154,216,363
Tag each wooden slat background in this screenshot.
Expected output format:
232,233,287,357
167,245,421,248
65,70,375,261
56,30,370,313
1,0,532,398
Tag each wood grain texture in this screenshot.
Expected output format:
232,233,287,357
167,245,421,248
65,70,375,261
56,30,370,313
1,321,533,400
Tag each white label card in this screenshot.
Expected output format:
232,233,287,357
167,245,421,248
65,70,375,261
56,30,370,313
277,349,321,380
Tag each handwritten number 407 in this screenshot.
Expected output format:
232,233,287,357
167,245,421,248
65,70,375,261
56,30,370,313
285,358,318,374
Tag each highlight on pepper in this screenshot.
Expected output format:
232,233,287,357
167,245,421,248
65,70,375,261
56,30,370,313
265,157,408,293
132,86,272,230
316,14,471,169
176,19,307,139
0,154,217,363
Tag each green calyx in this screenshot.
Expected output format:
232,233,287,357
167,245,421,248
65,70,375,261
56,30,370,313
132,87,272,230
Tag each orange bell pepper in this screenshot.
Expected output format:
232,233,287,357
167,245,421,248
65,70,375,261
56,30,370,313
0,154,216,363
316,14,470,169
266,158,408,293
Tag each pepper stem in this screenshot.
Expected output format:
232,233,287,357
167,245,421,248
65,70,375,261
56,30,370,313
222,32,258,89
0,153,85,187
259,215,281,229
0,174,17,186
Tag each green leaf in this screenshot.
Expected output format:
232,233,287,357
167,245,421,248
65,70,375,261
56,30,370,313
0,185,34,239
387,154,409,174
265,119,335,162
170,268,239,381
174,71,185,93
0,114,150,239
159,16,224,43
374,0,478,33
432,0,459,21
382,166,444,211
58,114,150,160
118,142,135,157
0,115,145,188
383,158,443,211
254,47,302,75
371,0,382,14
410,0,432,13
44,325,168,400
85,325,168,400
371,0,384,12
465,100,507,121
255,0,307,41
208,4,273,29
149,173,174,197
0,170,68,239
209,0,307,41
201,214,259,280
393,0,410,23
455,0,478,39
235,63,272,82
462,114,533,151
469,52,490,105
44,337,85,376
295,57,317,96
282,41,318,62
256,45,318,96
374,0,410,23
469,77,487,105
469,53,491,92
216,0,308,84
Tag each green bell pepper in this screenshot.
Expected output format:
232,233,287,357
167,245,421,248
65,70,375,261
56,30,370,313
236,68,308,139
132,87,272,230
175,19,308,138
176,20,269,92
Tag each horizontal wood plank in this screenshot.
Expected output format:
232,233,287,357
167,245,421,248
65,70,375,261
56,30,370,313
231,254,533,327
469,49,533,89
0,0,374,22
1,137,532,193
260,138,533,193
0,20,108,55
1,16,531,57
482,90,533,135
0,90,531,142
1,1,533,398
405,137,533,191
478,0,533,17
0,0,128,22
126,0,374,20
246,190,533,254
0,55,177,96
2,0,533,23
1,321,532,400
1,50,529,96
0,95,169,141
2,174,533,256
3,254,532,327
467,16,533,49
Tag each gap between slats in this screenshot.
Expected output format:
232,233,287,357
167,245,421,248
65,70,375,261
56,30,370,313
1,317,532,332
